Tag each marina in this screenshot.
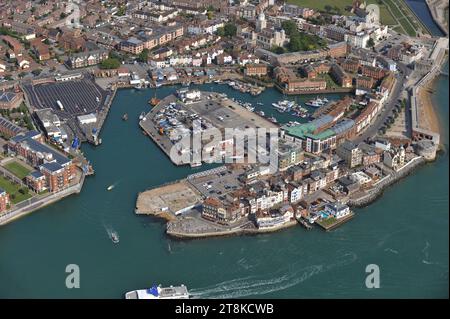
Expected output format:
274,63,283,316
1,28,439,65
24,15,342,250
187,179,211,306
0,77,447,297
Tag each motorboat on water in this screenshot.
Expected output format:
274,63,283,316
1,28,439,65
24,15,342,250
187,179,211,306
111,231,119,244
257,110,265,117
125,284,189,299
305,99,323,107
190,162,202,168
107,185,114,191
122,113,128,121
272,103,287,113
268,116,278,123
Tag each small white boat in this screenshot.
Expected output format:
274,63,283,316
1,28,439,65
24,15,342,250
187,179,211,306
107,185,114,191
190,162,202,168
111,231,119,244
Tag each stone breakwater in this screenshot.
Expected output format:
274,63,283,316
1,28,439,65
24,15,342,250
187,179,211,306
348,156,426,207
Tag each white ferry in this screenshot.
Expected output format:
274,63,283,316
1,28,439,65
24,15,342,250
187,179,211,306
125,285,189,299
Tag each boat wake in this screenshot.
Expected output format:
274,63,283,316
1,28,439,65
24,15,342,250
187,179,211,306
189,252,357,299
384,248,399,254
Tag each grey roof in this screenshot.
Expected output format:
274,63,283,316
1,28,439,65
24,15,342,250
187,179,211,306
29,170,44,179
40,162,63,173
0,92,17,102
126,37,143,45
310,115,334,129
11,131,71,166
340,140,358,151
10,130,41,143
332,119,355,135
0,116,25,135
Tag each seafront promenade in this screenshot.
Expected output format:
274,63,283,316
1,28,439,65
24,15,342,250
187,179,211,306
0,170,85,226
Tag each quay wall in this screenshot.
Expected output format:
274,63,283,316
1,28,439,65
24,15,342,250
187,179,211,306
166,220,298,240
347,156,425,207
274,84,353,95
0,172,86,226
86,87,117,145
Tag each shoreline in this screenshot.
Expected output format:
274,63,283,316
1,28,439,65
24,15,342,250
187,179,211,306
417,75,441,136
419,55,448,149
166,220,298,240
425,0,449,36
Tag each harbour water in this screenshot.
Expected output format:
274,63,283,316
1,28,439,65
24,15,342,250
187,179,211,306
0,69,448,298
405,0,446,36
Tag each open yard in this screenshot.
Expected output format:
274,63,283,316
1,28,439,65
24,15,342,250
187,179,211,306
4,161,31,180
0,176,32,204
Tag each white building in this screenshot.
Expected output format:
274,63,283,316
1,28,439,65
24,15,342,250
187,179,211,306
77,113,97,125
325,202,351,219
345,32,370,49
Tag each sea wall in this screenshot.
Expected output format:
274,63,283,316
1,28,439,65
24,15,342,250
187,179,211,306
348,156,425,207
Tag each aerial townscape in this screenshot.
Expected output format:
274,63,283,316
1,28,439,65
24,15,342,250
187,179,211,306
0,0,448,299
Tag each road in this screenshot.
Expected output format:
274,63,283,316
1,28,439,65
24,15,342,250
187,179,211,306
353,61,411,144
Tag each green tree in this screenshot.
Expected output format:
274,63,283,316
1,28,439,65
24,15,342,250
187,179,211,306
32,68,42,76
272,46,285,54
281,20,298,37
324,5,332,13
367,38,375,48
216,27,225,37
138,48,149,63
99,58,120,69
223,23,237,37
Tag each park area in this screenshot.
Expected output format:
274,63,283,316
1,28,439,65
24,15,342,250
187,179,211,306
0,176,32,204
286,0,426,36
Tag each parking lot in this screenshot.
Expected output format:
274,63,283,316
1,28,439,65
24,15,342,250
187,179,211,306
23,76,108,120
189,93,277,131
188,166,246,198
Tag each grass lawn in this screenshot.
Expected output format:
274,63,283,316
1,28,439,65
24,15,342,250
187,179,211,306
0,176,32,204
317,217,338,227
4,161,32,180
286,0,418,34
318,73,340,89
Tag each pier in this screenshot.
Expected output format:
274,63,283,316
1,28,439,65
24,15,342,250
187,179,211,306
139,90,278,166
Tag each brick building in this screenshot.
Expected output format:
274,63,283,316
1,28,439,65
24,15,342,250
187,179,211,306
0,188,10,213
244,64,268,76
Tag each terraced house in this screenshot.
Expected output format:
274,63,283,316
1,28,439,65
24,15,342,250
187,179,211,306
67,50,109,69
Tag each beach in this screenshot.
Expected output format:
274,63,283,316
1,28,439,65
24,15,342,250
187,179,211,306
417,78,442,135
